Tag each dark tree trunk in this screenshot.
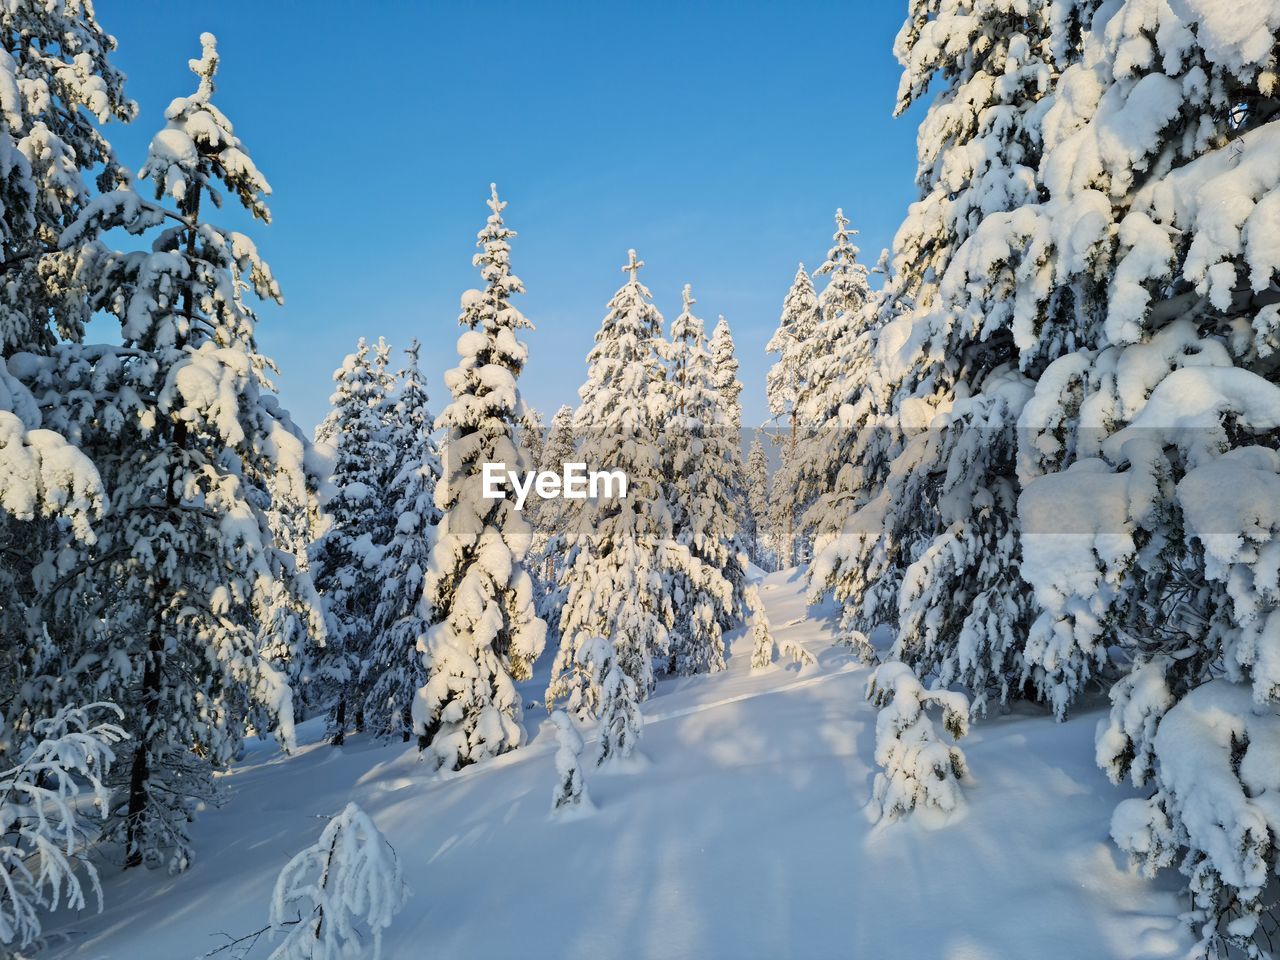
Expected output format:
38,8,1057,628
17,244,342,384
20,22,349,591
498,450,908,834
332,694,347,746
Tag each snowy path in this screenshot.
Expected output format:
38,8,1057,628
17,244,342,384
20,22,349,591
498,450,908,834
51,569,1192,960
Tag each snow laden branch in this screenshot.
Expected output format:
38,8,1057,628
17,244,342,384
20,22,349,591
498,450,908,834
264,803,407,960
1106,678,1280,960
865,662,970,822
0,703,127,954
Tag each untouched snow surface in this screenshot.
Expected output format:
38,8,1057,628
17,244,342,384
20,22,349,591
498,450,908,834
50,570,1192,959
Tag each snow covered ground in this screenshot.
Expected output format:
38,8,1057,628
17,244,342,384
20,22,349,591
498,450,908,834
50,570,1193,960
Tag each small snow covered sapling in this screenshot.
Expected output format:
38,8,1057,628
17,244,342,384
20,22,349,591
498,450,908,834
0,703,127,954
267,803,407,960
549,711,593,818
749,582,776,670
597,650,642,769
865,662,970,822
747,582,814,670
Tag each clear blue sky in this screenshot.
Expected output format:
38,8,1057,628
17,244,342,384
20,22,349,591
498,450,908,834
99,1,924,433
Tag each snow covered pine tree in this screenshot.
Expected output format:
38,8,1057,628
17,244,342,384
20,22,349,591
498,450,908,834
366,341,441,741
0,0,134,752
46,33,324,870
661,284,740,677
765,263,821,568
809,0,1068,713
546,250,673,715
800,210,883,561
414,185,546,771
744,431,773,569
995,4,1280,954
531,403,577,640
312,339,394,745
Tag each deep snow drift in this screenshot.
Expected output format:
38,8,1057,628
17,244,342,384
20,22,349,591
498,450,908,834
49,570,1192,960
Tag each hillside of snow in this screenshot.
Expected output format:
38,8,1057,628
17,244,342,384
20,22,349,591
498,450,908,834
50,570,1193,960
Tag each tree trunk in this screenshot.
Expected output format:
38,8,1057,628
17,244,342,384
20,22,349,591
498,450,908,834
125,190,201,869
332,695,346,746
123,631,163,868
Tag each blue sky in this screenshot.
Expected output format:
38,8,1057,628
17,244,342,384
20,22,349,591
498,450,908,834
101,1,923,433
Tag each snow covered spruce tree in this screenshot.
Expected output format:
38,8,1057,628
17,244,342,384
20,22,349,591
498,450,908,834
707,313,754,580
0,0,135,750
312,340,394,745
593,638,642,769
660,284,739,676
40,34,324,870
518,406,546,478
532,403,577,642
535,404,577,560
515,406,553,600
799,210,880,549
743,431,772,569
0,375,105,755
365,341,440,741
546,251,674,713
747,579,778,670
413,185,546,771
809,0,1071,714
708,314,742,430
993,5,1280,954
865,661,970,821
765,264,821,568
0,0,134,354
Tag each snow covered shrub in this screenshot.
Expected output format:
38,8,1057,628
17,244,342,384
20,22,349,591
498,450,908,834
865,662,970,822
0,703,127,954
549,711,592,818
1107,681,1280,960
267,803,407,960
